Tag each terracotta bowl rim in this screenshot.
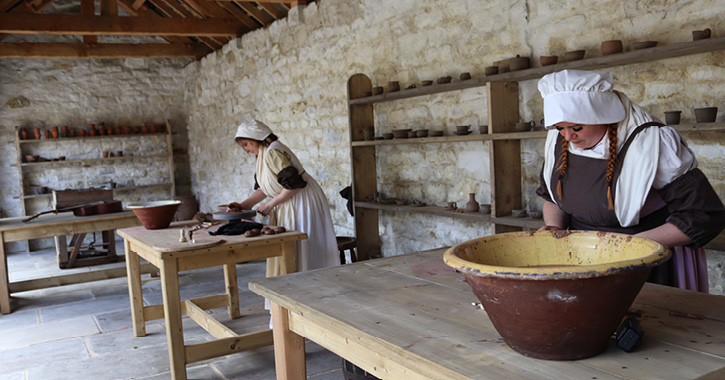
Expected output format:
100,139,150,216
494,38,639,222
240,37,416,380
127,200,182,209
443,230,670,280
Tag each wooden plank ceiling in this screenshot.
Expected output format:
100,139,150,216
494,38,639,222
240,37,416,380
0,0,310,59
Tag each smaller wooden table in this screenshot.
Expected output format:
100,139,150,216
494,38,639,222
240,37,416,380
0,211,141,314
250,248,725,380
119,223,306,380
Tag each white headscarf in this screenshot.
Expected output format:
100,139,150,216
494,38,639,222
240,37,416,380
234,119,273,142
539,70,661,227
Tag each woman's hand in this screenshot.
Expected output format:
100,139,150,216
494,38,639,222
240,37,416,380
256,202,273,216
226,202,243,212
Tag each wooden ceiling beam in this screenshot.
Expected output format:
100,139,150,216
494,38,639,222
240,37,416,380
145,0,232,51
117,0,194,45
0,13,244,37
0,0,19,12
100,0,118,16
216,1,260,30
81,0,97,44
0,42,211,59
258,3,285,19
234,1,273,25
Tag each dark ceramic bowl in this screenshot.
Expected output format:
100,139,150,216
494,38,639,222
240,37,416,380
391,129,412,139
694,107,718,123
444,231,670,360
372,86,383,95
508,56,530,71
601,40,623,56
539,55,558,66
128,200,182,229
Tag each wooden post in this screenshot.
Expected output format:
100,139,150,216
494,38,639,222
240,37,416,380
223,263,240,318
271,302,306,380
125,239,147,337
160,258,186,380
0,233,10,314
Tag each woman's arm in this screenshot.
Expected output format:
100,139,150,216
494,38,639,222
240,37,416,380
227,188,267,211
257,188,300,216
539,201,570,231
635,223,692,247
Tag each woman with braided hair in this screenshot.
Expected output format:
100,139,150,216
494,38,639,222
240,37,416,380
535,70,725,292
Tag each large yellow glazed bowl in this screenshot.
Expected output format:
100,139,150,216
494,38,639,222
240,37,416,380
443,230,670,360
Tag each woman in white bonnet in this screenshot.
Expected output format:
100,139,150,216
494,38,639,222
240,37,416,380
228,119,340,275
536,69,725,292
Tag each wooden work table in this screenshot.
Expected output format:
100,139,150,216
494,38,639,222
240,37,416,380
0,211,141,314
250,248,725,380
119,222,306,380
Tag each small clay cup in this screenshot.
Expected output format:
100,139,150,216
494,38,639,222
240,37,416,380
446,202,457,210
664,111,682,125
692,28,711,41
484,66,499,76
479,203,491,214
456,125,471,133
479,125,489,134
387,81,400,93
539,55,558,66
460,72,471,80
693,107,718,123
508,56,530,71
563,50,586,61
103,151,109,158
601,40,623,56
436,76,452,84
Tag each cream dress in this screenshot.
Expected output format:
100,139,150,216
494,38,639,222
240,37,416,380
256,141,340,276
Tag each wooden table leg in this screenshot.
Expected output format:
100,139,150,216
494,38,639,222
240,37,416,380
160,258,187,380
0,234,11,314
278,241,298,276
223,263,240,319
271,302,306,380
124,240,146,337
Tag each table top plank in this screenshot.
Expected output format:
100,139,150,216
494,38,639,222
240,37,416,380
251,249,725,380
0,211,139,243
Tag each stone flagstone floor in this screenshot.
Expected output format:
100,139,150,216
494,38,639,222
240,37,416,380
0,243,343,380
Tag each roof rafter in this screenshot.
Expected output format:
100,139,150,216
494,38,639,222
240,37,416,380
0,41,211,58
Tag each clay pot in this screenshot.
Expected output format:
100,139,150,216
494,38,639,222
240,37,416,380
428,130,444,137
123,126,131,135
69,128,76,137
117,151,123,157
456,125,471,133
692,28,711,41
466,193,480,212
539,55,558,66
386,81,400,93
19,128,28,140
664,111,682,125
484,66,499,76
98,127,106,136
508,55,530,71
79,129,87,137
563,50,586,62
511,209,528,218
443,231,670,360
45,130,51,139
479,203,491,214
436,76,452,84
115,125,123,135
103,151,109,158
478,125,489,134
391,129,411,139
96,200,123,214
61,125,69,138
128,200,182,230
141,123,149,134
631,41,657,50
51,126,59,139
446,201,457,210
150,124,159,133
407,131,416,138
106,127,113,135
173,195,199,221
382,133,394,140
601,40,623,56
460,72,471,80
694,107,718,123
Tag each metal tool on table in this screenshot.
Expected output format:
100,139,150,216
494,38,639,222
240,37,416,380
22,201,108,223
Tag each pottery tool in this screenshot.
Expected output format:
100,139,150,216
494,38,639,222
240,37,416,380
212,209,256,223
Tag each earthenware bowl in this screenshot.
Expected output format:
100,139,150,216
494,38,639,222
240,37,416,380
479,203,491,214
692,28,711,41
128,200,182,230
539,55,558,66
436,76,452,84
601,40,623,56
372,86,383,95
508,56,530,71
694,107,718,123
391,129,412,139
460,72,471,80
664,111,682,125
387,81,400,93
443,231,670,360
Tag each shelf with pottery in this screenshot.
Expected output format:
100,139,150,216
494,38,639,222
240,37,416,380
20,183,174,200
349,36,725,106
355,201,545,230
14,120,176,218
349,122,725,146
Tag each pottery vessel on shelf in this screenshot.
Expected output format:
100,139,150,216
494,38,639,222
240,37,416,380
415,129,429,137
79,129,86,137
99,126,106,136
601,40,623,56
494,59,509,73
405,84,416,90
407,131,417,138
372,86,383,95
141,123,149,133
456,125,471,133
460,72,471,80
103,151,109,158
631,41,657,50
694,107,718,123
443,231,670,360
445,201,457,210
484,66,499,76
436,76,452,84
539,55,558,66
429,130,444,137
117,151,123,157
509,55,530,71
391,129,411,139
387,81,400,93
382,132,394,140
28,128,36,140
51,126,59,139
45,130,51,139
123,125,132,135
115,125,123,135
106,127,113,135
479,125,489,134
466,193,480,212
479,203,491,214
692,28,711,41
60,125,69,137
664,111,682,125
563,50,586,61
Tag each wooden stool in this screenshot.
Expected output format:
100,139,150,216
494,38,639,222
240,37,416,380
336,236,357,264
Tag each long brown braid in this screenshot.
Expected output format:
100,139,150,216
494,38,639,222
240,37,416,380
605,123,618,210
556,123,618,210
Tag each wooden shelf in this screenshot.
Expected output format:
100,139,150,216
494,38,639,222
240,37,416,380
355,202,544,229
349,36,725,105
19,183,173,200
20,153,169,167
17,132,167,144
350,123,725,146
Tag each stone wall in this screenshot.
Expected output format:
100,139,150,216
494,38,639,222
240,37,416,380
0,58,192,250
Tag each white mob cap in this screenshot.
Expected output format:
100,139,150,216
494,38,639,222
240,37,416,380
234,119,273,141
538,69,626,129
